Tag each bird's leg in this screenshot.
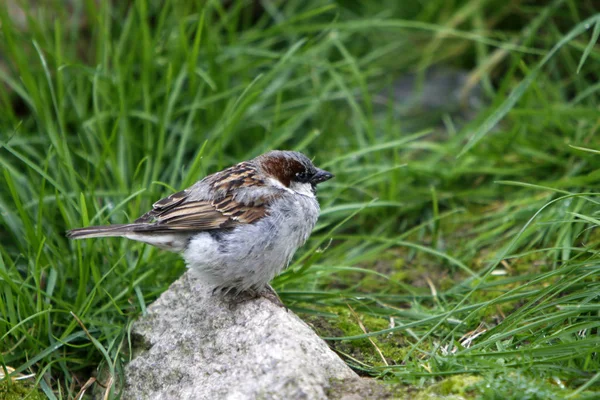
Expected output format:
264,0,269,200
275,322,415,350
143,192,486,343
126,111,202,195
220,288,254,310
259,284,286,309
215,284,286,310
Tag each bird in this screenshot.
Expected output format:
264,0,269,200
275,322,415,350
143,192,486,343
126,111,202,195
67,150,333,305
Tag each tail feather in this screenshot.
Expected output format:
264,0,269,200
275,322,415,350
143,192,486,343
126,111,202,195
66,224,148,239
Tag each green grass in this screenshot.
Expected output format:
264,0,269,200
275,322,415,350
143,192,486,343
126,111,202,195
1,0,600,398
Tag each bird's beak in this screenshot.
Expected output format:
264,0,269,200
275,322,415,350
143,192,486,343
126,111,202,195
311,169,334,184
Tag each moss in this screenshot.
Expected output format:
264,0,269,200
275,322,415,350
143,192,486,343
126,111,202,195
303,306,409,370
344,246,459,296
328,375,484,400
0,380,45,400
469,371,586,400
326,377,401,399
415,375,481,399
389,270,408,282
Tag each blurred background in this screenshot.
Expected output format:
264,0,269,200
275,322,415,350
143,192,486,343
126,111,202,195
1,1,600,398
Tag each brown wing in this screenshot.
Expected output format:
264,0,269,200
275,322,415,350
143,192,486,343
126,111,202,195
132,162,279,232
134,189,189,224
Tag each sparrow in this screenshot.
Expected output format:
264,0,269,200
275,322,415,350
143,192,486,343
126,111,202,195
67,150,333,304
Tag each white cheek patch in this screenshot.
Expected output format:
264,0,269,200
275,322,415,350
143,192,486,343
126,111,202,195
289,181,315,198
268,177,294,193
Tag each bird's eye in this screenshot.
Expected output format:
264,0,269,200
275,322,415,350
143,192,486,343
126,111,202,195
295,171,312,183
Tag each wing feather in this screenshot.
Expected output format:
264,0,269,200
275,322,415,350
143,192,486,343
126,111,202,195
130,163,280,233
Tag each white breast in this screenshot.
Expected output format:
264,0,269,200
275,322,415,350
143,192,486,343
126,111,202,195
183,193,320,293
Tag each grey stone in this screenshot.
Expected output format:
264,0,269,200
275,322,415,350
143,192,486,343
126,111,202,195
372,67,487,133
381,67,485,113
123,271,384,400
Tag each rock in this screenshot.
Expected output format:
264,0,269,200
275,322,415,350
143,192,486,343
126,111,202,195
380,67,485,113
123,271,388,400
373,66,486,132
